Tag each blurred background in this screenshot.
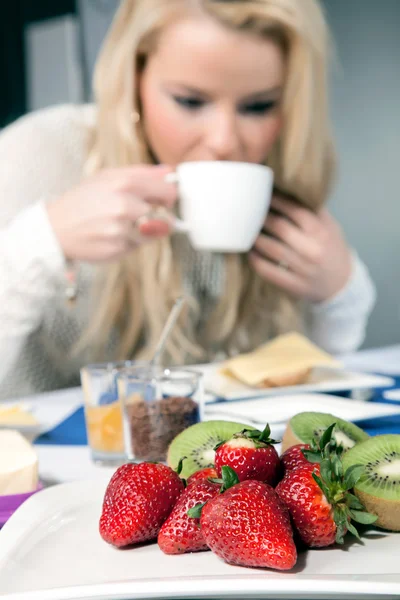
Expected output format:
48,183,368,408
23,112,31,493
1,0,399,350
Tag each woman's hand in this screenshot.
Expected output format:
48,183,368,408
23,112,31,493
47,165,177,262
249,195,352,303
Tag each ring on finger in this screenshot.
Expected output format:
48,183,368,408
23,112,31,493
133,213,152,230
278,259,290,271
130,214,152,244
133,207,171,231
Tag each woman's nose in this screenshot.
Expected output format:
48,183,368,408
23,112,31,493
204,109,242,160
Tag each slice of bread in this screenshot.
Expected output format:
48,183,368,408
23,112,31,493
220,332,340,388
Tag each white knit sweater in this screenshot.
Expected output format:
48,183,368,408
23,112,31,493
0,104,376,400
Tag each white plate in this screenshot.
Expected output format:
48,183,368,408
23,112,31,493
195,364,395,401
0,478,399,600
0,387,83,439
384,389,400,401
204,392,400,430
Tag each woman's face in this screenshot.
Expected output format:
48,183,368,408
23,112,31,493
139,14,285,166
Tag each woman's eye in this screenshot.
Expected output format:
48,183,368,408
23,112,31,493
239,100,278,116
173,96,205,110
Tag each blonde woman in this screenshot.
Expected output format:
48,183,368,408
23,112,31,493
0,0,375,400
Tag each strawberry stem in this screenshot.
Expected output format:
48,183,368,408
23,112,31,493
302,422,345,465
238,424,280,447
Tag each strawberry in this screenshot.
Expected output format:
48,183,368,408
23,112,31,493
158,479,221,554
281,444,312,473
214,424,281,486
199,466,297,570
187,467,218,485
99,462,184,547
276,444,378,548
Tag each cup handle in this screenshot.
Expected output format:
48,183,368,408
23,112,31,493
136,208,190,234
163,171,190,232
173,217,190,233
165,172,179,184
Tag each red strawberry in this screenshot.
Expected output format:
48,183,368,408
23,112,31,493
99,462,184,547
158,479,221,554
214,424,281,486
276,452,377,548
281,444,311,473
276,463,337,547
187,467,218,485
200,467,297,570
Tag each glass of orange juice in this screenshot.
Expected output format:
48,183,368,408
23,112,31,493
80,361,147,465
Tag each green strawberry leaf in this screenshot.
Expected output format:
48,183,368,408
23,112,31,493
214,440,226,451
241,424,280,446
221,465,240,491
333,507,350,544
259,423,271,442
240,428,261,439
333,506,348,526
343,464,365,490
320,458,333,485
319,423,336,450
334,527,346,545
187,502,207,519
331,453,343,480
346,520,361,540
175,457,186,476
208,477,224,485
349,510,378,525
302,449,322,463
312,472,331,500
346,493,365,510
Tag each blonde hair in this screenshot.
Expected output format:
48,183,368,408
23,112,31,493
83,0,335,364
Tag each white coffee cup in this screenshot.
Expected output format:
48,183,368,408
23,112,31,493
167,161,274,252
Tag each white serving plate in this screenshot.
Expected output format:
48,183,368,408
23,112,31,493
0,387,83,438
204,392,400,431
196,364,394,401
0,478,399,600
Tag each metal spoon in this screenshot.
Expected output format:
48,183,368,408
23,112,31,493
150,295,186,367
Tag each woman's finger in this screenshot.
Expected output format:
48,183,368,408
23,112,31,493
253,233,315,277
264,213,323,265
249,250,307,297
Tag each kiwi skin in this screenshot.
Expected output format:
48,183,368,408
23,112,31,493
281,411,369,453
282,423,306,452
342,434,400,532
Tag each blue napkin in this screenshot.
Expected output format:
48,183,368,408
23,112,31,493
34,375,400,446
353,374,400,435
35,407,87,446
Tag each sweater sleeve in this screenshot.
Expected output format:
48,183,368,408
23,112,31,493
0,104,91,384
305,251,376,355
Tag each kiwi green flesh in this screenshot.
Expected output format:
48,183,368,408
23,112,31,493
167,419,256,479
288,411,368,449
343,435,400,502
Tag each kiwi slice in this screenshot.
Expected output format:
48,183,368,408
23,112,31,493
342,434,400,531
281,411,369,453
167,419,255,479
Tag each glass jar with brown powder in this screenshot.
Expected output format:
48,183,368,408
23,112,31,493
117,366,204,463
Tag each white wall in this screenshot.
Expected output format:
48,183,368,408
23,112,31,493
322,0,400,348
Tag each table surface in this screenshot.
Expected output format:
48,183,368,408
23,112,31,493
28,344,400,486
